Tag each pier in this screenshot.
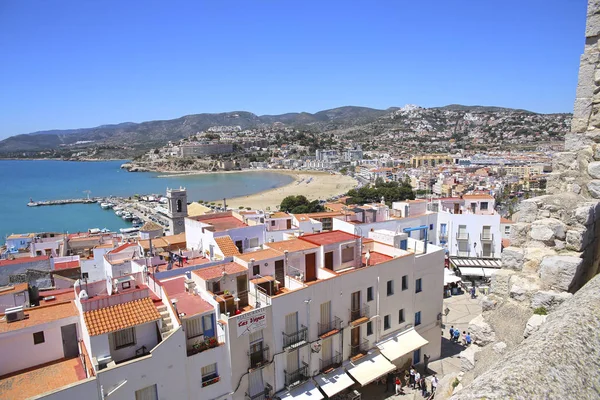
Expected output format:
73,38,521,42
27,198,102,207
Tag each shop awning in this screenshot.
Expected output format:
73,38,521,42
344,350,395,387
444,269,462,285
278,380,324,400
458,267,500,277
377,328,428,362
314,367,354,397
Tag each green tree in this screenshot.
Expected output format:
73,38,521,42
280,195,324,213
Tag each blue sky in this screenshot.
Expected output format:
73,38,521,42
0,0,588,139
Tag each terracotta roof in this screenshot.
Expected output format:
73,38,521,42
83,298,160,336
266,238,319,253
0,302,78,333
269,212,290,219
38,288,76,305
161,277,214,317
299,230,360,246
140,221,163,232
139,237,168,250
214,236,241,257
200,215,247,231
463,194,494,200
324,203,346,212
164,233,186,246
110,242,138,254
53,260,79,271
500,217,514,224
193,261,247,281
187,202,212,217
0,255,50,268
236,248,283,262
0,283,28,296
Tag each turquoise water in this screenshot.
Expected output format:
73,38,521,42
0,160,293,239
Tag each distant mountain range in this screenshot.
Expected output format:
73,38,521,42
0,105,571,157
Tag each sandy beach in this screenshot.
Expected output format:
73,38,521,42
224,170,358,210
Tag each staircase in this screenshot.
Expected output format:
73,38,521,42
157,304,173,339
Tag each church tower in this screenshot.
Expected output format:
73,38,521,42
166,187,188,235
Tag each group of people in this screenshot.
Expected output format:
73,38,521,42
384,366,438,397
449,326,472,346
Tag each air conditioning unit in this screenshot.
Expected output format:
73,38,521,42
6,306,25,322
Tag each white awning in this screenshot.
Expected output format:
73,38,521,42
344,350,395,387
444,269,462,285
278,380,324,400
314,367,354,397
377,328,428,362
459,267,500,277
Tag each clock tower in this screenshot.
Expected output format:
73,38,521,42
166,187,188,235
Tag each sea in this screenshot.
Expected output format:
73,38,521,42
0,160,294,240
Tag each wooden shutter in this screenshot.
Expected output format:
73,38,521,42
285,312,298,335
320,301,331,326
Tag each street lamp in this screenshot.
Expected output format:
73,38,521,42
443,307,450,329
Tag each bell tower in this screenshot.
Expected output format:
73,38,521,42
166,187,188,235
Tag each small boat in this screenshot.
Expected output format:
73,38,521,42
88,228,101,234
132,218,143,226
101,228,110,233
119,227,140,234
115,210,124,217
100,202,111,209
113,206,123,211
122,212,134,221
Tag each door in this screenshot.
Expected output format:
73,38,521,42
324,251,334,270
287,348,299,377
482,243,492,257
350,291,361,320
275,260,285,288
320,301,331,333
305,253,316,282
237,275,249,307
350,327,360,355
453,203,460,214
61,323,79,359
235,240,243,253
286,219,292,229
248,369,264,397
285,312,298,335
321,337,333,366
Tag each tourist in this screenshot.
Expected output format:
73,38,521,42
414,370,421,389
465,332,472,346
409,366,416,388
386,371,394,393
449,325,455,340
419,376,427,397
431,374,438,394
453,329,461,343
470,286,477,299
395,376,402,395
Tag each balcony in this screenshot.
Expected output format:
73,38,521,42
480,232,494,242
456,232,469,241
318,317,342,337
187,336,221,357
350,339,369,358
248,345,270,370
285,362,309,388
349,304,369,326
320,351,342,373
282,325,308,350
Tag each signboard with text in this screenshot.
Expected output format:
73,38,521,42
236,308,267,337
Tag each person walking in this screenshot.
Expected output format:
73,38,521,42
449,326,455,340
431,374,439,394
414,370,421,390
409,366,416,388
420,376,427,397
453,328,461,343
465,332,472,346
395,376,402,396
470,286,477,299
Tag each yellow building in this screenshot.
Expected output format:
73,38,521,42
411,154,454,168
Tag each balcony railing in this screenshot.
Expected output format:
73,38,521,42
480,232,494,242
248,345,270,369
282,325,308,350
320,351,342,373
284,362,308,388
318,316,342,337
349,304,369,324
349,339,369,358
456,232,469,241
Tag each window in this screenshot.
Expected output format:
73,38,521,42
248,238,259,248
384,315,391,330
201,363,218,382
367,321,373,336
33,331,45,345
367,287,374,302
113,327,135,349
402,275,408,291
341,246,354,263
185,317,203,339
176,199,182,213
386,280,394,296
253,264,260,276
415,311,421,326
504,226,511,235
203,314,213,332
480,202,489,210
415,278,422,293
211,280,221,293
271,220,276,226
398,309,405,324
429,224,434,230
122,281,131,290
135,384,158,400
